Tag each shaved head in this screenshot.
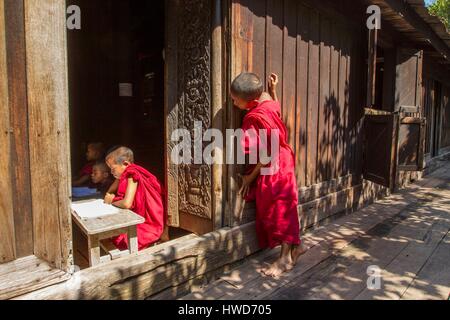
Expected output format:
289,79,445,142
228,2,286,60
106,146,134,165
231,72,264,102
93,161,110,173
89,142,105,154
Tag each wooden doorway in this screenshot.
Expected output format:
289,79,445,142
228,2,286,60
67,1,217,268
67,0,166,182
67,0,219,258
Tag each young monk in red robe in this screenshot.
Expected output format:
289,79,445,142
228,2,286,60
231,72,308,278
104,147,165,250
90,161,115,197
73,142,105,187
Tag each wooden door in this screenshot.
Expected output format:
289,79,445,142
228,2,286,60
395,48,423,111
397,117,426,171
165,0,214,235
363,113,399,189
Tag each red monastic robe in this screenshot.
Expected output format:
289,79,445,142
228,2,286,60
241,100,301,249
80,162,95,177
112,164,165,250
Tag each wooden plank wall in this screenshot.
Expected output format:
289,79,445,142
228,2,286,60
24,0,72,272
0,0,16,264
231,0,365,188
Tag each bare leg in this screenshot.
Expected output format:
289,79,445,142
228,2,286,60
290,241,309,266
261,243,294,278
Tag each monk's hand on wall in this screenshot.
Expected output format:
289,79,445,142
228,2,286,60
268,73,279,92
238,174,252,197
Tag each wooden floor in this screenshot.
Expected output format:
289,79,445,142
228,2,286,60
180,165,450,300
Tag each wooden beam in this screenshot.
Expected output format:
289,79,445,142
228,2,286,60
4,0,34,258
24,0,72,272
383,0,450,62
165,0,179,228
211,0,224,230
0,255,70,300
367,28,378,107
0,0,16,264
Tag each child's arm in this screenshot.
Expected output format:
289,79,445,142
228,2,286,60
239,162,265,197
104,179,119,204
72,175,90,187
112,178,137,210
268,73,279,102
107,179,119,194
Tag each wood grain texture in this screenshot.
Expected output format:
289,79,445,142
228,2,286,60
165,0,179,227
329,21,339,180
306,9,320,185
282,0,297,150
71,209,144,235
266,0,283,102
212,0,224,230
337,24,347,178
318,16,331,182
24,0,72,272
0,0,16,264
4,0,33,258
295,3,309,188
0,255,70,300
395,49,423,110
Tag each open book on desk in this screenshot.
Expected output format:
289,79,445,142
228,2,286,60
71,199,120,219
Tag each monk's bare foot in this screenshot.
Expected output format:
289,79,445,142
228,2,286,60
290,243,309,266
261,256,293,279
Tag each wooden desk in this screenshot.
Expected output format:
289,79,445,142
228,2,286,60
71,205,144,267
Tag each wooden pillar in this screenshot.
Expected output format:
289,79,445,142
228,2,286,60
4,0,34,258
212,0,224,230
24,0,72,272
165,0,180,228
0,0,16,264
366,28,377,107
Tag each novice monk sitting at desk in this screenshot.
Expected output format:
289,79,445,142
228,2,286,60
104,146,165,251
91,161,115,197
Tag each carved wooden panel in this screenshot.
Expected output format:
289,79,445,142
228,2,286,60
178,0,212,220
167,0,212,225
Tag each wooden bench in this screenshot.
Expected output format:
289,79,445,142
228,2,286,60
71,208,144,267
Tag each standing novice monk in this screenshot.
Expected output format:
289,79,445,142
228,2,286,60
104,147,165,250
231,72,308,278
